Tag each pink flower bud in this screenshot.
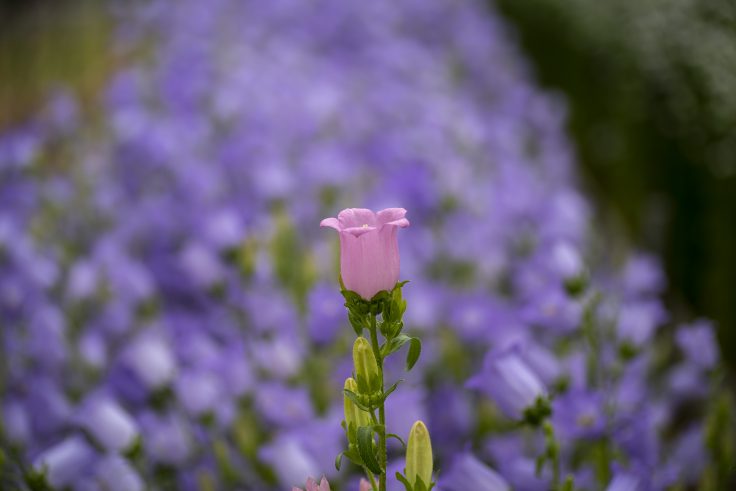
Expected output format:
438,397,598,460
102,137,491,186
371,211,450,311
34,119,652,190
320,208,409,300
292,476,331,491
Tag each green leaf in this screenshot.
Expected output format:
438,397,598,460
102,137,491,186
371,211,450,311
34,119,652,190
387,433,406,448
357,426,383,475
344,389,371,412
335,452,344,471
348,311,365,336
381,380,403,403
394,280,410,289
341,447,364,467
562,475,575,491
406,337,421,371
383,334,411,358
24,465,54,491
395,472,413,491
535,454,545,477
414,477,428,491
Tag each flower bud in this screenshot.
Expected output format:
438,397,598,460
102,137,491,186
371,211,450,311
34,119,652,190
344,378,371,440
352,337,381,393
405,420,433,489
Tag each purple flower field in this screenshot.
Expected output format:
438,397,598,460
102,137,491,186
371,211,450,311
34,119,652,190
0,1,732,490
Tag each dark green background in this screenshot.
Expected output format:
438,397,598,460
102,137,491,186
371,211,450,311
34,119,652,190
496,0,736,374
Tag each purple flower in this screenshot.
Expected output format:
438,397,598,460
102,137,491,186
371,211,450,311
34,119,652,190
259,435,321,488
551,389,606,440
485,434,549,491
95,454,145,491
521,287,583,332
439,453,511,491
467,344,547,419
76,394,138,451
605,472,641,491
254,382,314,428
175,369,223,417
139,411,193,465
320,208,409,299
306,283,345,344
122,330,177,390
675,319,718,369
621,254,665,297
616,300,668,346
549,240,584,279
34,435,96,488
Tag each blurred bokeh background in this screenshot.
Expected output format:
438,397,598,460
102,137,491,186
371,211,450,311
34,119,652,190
496,0,736,373
1,0,734,490
3,0,734,370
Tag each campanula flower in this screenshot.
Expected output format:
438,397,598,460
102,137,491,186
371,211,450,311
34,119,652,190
467,344,547,419
321,208,409,300
439,453,511,491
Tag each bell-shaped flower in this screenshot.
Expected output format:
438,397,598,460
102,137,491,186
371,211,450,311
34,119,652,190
439,453,511,491
467,344,547,419
34,435,96,488
321,208,409,300
76,394,138,451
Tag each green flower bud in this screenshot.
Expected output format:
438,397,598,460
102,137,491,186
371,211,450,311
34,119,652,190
406,420,433,489
353,337,381,393
343,377,371,442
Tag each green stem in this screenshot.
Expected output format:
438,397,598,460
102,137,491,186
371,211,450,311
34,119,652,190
369,313,387,491
363,466,379,491
543,421,561,490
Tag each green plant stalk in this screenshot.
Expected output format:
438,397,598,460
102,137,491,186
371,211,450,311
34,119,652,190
363,465,379,491
368,313,387,491
543,421,561,490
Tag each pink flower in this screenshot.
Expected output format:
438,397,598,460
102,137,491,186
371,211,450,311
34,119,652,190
292,476,331,491
320,208,410,300
291,477,373,491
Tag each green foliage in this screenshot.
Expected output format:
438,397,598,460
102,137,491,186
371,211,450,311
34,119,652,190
337,280,427,490
496,0,736,371
357,426,383,475
522,396,553,427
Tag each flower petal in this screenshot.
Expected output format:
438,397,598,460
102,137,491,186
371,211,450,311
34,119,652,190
338,208,377,228
319,217,341,230
378,208,410,228
342,225,377,237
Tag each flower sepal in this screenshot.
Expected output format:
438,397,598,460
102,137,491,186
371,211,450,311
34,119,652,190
395,473,435,491
335,444,365,471
344,380,402,412
380,281,408,338
521,396,553,427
